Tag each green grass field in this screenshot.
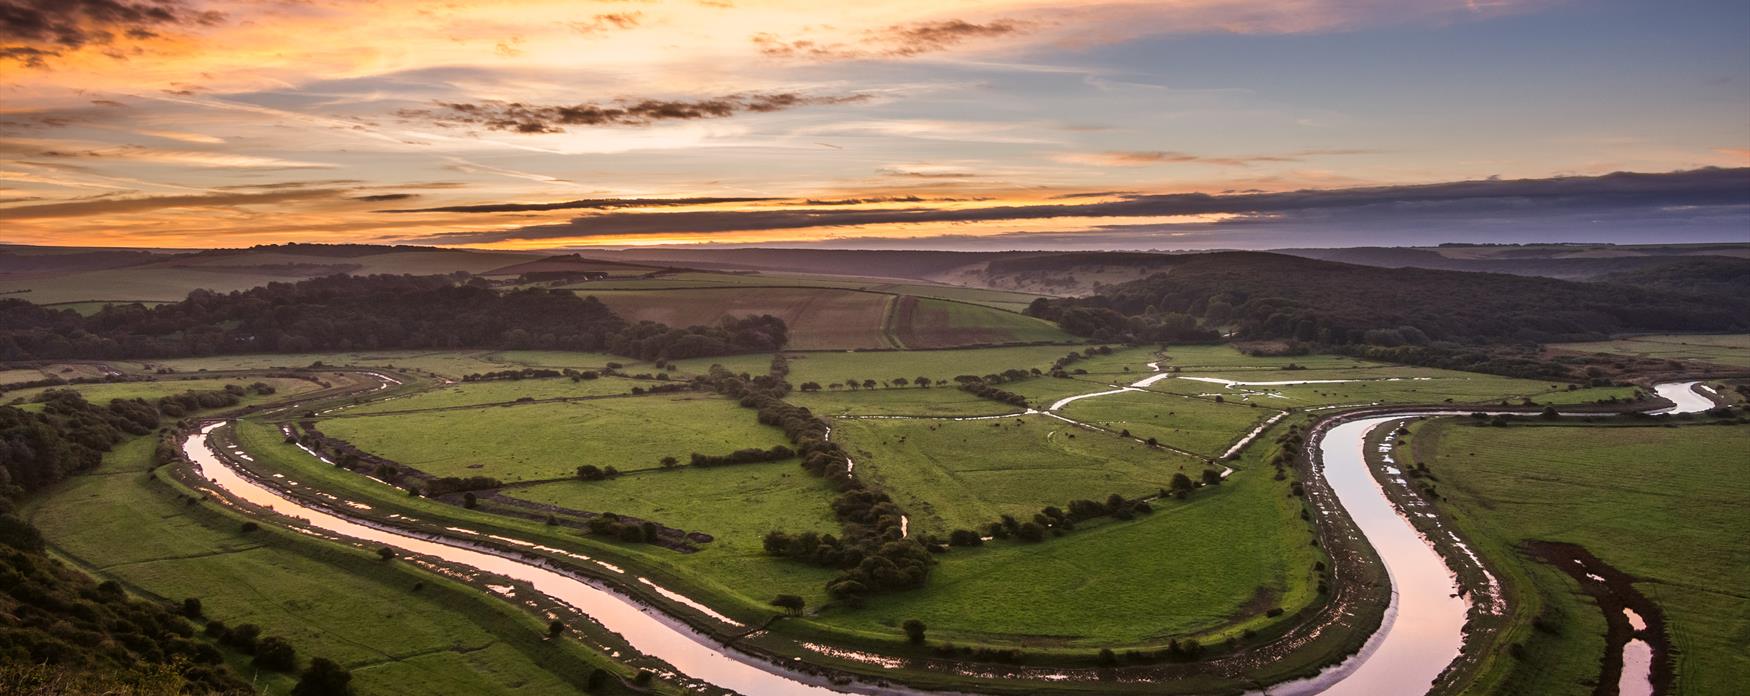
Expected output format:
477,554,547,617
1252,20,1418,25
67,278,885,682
1134,369,1625,408
812,422,1319,646
586,287,1073,351
1057,390,1274,458
1413,420,1750,695
483,350,651,371
333,376,651,415
591,287,897,350
318,394,793,482
25,437,635,696
1550,334,1750,368
129,351,515,378
1156,345,1375,371
505,462,843,602
563,271,1048,311
0,266,296,304
2,376,319,408
832,415,1207,535
42,300,174,315
890,296,1074,349
792,387,1022,417
779,345,1092,385
2,248,539,304
229,417,841,616
1,368,53,384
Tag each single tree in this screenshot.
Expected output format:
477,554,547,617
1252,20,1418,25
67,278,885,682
254,636,298,672
660,455,679,469
902,618,927,645
862,379,878,390
915,376,931,389
377,546,396,561
771,594,806,615
181,597,203,618
1170,472,1195,493
291,657,354,696
548,619,566,638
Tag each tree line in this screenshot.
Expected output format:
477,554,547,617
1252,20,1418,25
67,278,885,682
1027,251,1750,346
701,365,933,603
0,273,787,362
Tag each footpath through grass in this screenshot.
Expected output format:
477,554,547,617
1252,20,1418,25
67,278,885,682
1413,419,1750,695
1058,389,1274,458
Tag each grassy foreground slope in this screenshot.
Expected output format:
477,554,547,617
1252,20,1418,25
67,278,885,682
1413,421,1750,695
26,436,637,695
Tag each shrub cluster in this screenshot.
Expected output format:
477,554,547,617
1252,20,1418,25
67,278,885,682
690,445,796,467
423,476,503,497
959,382,1029,408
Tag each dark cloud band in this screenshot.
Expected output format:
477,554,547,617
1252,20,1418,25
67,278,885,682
401,168,1750,245
397,93,867,134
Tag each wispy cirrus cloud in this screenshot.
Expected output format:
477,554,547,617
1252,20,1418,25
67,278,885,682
754,18,1029,60
396,92,869,134
566,12,642,35
1,139,333,169
381,196,781,214
1,189,345,219
1053,149,1380,167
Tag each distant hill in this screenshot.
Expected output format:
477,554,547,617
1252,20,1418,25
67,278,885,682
1593,257,1750,300
479,253,668,277
1276,243,1750,280
1027,251,1750,346
0,244,545,305
0,246,163,275
590,248,1026,278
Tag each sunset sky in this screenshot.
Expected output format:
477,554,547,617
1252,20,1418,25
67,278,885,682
1,0,1746,250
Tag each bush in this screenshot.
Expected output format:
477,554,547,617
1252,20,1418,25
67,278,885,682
222,623,262,653
770,594,805,615
902,618,927,645
254,636,298,671
292,657,354,696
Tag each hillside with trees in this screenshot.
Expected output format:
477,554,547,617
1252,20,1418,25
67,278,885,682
0,274,787,362
0,390,337,694
1026,252,1750,346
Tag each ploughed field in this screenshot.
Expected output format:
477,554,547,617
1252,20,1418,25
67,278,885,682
587,286,1072,350
1409,419,1750,695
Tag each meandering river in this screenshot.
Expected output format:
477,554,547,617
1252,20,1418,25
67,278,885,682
187,378,1714,695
